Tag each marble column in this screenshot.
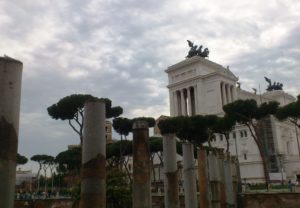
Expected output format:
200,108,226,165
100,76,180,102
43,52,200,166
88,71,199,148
187,87,192,116
226,84,231,103
194,85,199,114
183,143,198,208
181,89,187,116
173,91,178,116
80,100,106,208
0,57,23,208
163,133,179,208
221,82,227,105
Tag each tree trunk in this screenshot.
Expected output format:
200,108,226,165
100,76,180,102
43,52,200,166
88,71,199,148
247,122,270,187
163,133,179,208
0,57,22,208
79,101,106,208
132,120,151,208
182,142,197,208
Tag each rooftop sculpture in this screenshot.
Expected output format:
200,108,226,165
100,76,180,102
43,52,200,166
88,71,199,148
264,77,283,91
186,40,209,58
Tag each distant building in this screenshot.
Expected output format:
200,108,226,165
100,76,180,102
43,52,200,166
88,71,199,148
68,120,113,150
16,168,36,192
165,56,300,183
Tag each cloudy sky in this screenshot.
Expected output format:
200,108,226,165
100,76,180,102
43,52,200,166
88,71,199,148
1,0,300,171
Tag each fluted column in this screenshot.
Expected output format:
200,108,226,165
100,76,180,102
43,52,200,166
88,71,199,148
232,85,237,101
169,91,174,116
226,84,231,103
173,91,178,116
187,87,192,116
194,85,199,114
230,86,234,103
181,89,187,116
221,82,227,105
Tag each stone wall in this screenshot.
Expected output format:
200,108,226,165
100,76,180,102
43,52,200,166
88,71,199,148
241,193,300,208
14,199,73,208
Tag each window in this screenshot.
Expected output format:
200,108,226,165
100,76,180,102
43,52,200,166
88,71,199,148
220,135,223,141
244,154,247,160
240,131,244,138
244,130,247,137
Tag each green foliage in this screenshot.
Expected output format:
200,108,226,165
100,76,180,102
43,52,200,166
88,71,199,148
16,153,28,165
107,168,132,208
107,140,132,159
157,117,179,134
223,99,258,123
112,117,133,138
56,148,81,173
212,115,236,135
31,154,54,164
223,99,279,123
149,137,163,153
47,94,123,120
276,95,300,127
158,115,215,146
113,117,155,138
132,117,156,127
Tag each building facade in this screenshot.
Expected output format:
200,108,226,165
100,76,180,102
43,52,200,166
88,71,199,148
165,56,300,183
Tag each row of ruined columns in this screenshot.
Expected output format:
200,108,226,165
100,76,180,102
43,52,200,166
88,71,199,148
163,134,240,208
172,86,197,116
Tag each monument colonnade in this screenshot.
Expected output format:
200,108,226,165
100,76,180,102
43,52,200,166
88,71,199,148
171,85,197,116
220,81,236,106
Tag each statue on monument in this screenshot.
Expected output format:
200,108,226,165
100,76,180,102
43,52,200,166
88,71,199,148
264,77,283,91
186,40,209,58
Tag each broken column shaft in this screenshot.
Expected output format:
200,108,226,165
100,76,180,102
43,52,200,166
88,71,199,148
79,100,106,208
132,120,151,208
0,57,23,208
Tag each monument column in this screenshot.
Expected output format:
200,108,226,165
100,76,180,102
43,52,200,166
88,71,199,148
169,91,174,116
174,91,179,116
226,84,231,103
232,85,237,101
181,89,186,116
221,82,227,105
187,87,192,116
0,57,23,208
194,85,199,114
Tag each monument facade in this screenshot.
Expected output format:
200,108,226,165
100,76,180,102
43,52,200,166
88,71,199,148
165,56,300,183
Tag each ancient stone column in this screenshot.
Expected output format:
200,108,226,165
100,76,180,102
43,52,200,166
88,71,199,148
216,150,226,208
132,120,151,208
163,133,179,208
209,152,221,208
230,156,238,206
197,148,211,208
223,154,235,207
79,100,106,208
0,57,23,208
182,142,197,208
